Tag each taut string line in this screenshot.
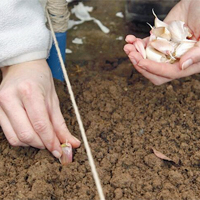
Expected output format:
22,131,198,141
46,1,105,199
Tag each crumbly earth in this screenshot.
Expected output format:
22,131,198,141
0,63,200,200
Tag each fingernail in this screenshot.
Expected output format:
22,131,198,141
182,59,193,70
52,150,61,158
73,136,81,143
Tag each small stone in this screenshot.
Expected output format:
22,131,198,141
114,188,123,199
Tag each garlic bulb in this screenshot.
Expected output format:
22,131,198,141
146,10,197,66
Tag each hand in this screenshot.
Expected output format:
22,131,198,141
0,59,81,158
124,0,200,85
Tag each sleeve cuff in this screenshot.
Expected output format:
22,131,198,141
0,51,48,67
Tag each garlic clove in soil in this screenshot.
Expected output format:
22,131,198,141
59,141,73,165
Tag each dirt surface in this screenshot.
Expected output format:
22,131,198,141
1,64,200,200
1,0,200,200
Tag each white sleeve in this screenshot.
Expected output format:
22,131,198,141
0,0,52,67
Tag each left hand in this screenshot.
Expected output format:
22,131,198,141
0,59,80,158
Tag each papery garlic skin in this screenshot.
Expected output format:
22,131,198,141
152,9,168,28
59,142,73,165
152,27,171,41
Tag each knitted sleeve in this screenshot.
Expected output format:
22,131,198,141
0,0,52,67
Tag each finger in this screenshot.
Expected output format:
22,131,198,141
125,35,137,44
21,86,62,158
137,37,149,46
128,51,173,84
124,44,137,55
0,99,45,149
128,51,145,66
134,39,147,59
0,107,28,147
180,42,200,70
139,57,200,80
137,59,181,79
49,95,81,148
134,65,172,85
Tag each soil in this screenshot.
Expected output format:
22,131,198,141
1,0,200,200
1,63,200,200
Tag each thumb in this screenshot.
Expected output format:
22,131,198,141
180,41,200,70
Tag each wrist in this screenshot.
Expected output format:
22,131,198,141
1,59,49,80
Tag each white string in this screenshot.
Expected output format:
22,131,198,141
46,0,70,32
46,9,105,200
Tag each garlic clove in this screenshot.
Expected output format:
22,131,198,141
174,40,196,58
145,10,197,63
168,20,190,42
150,37,177,55
134,39,146,59
152,9,168,28
146,45,168,62
59,142,73,165
152,27,171,41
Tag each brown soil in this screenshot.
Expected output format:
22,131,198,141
0,62,200,200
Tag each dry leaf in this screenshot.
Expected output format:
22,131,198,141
152,148,173,161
